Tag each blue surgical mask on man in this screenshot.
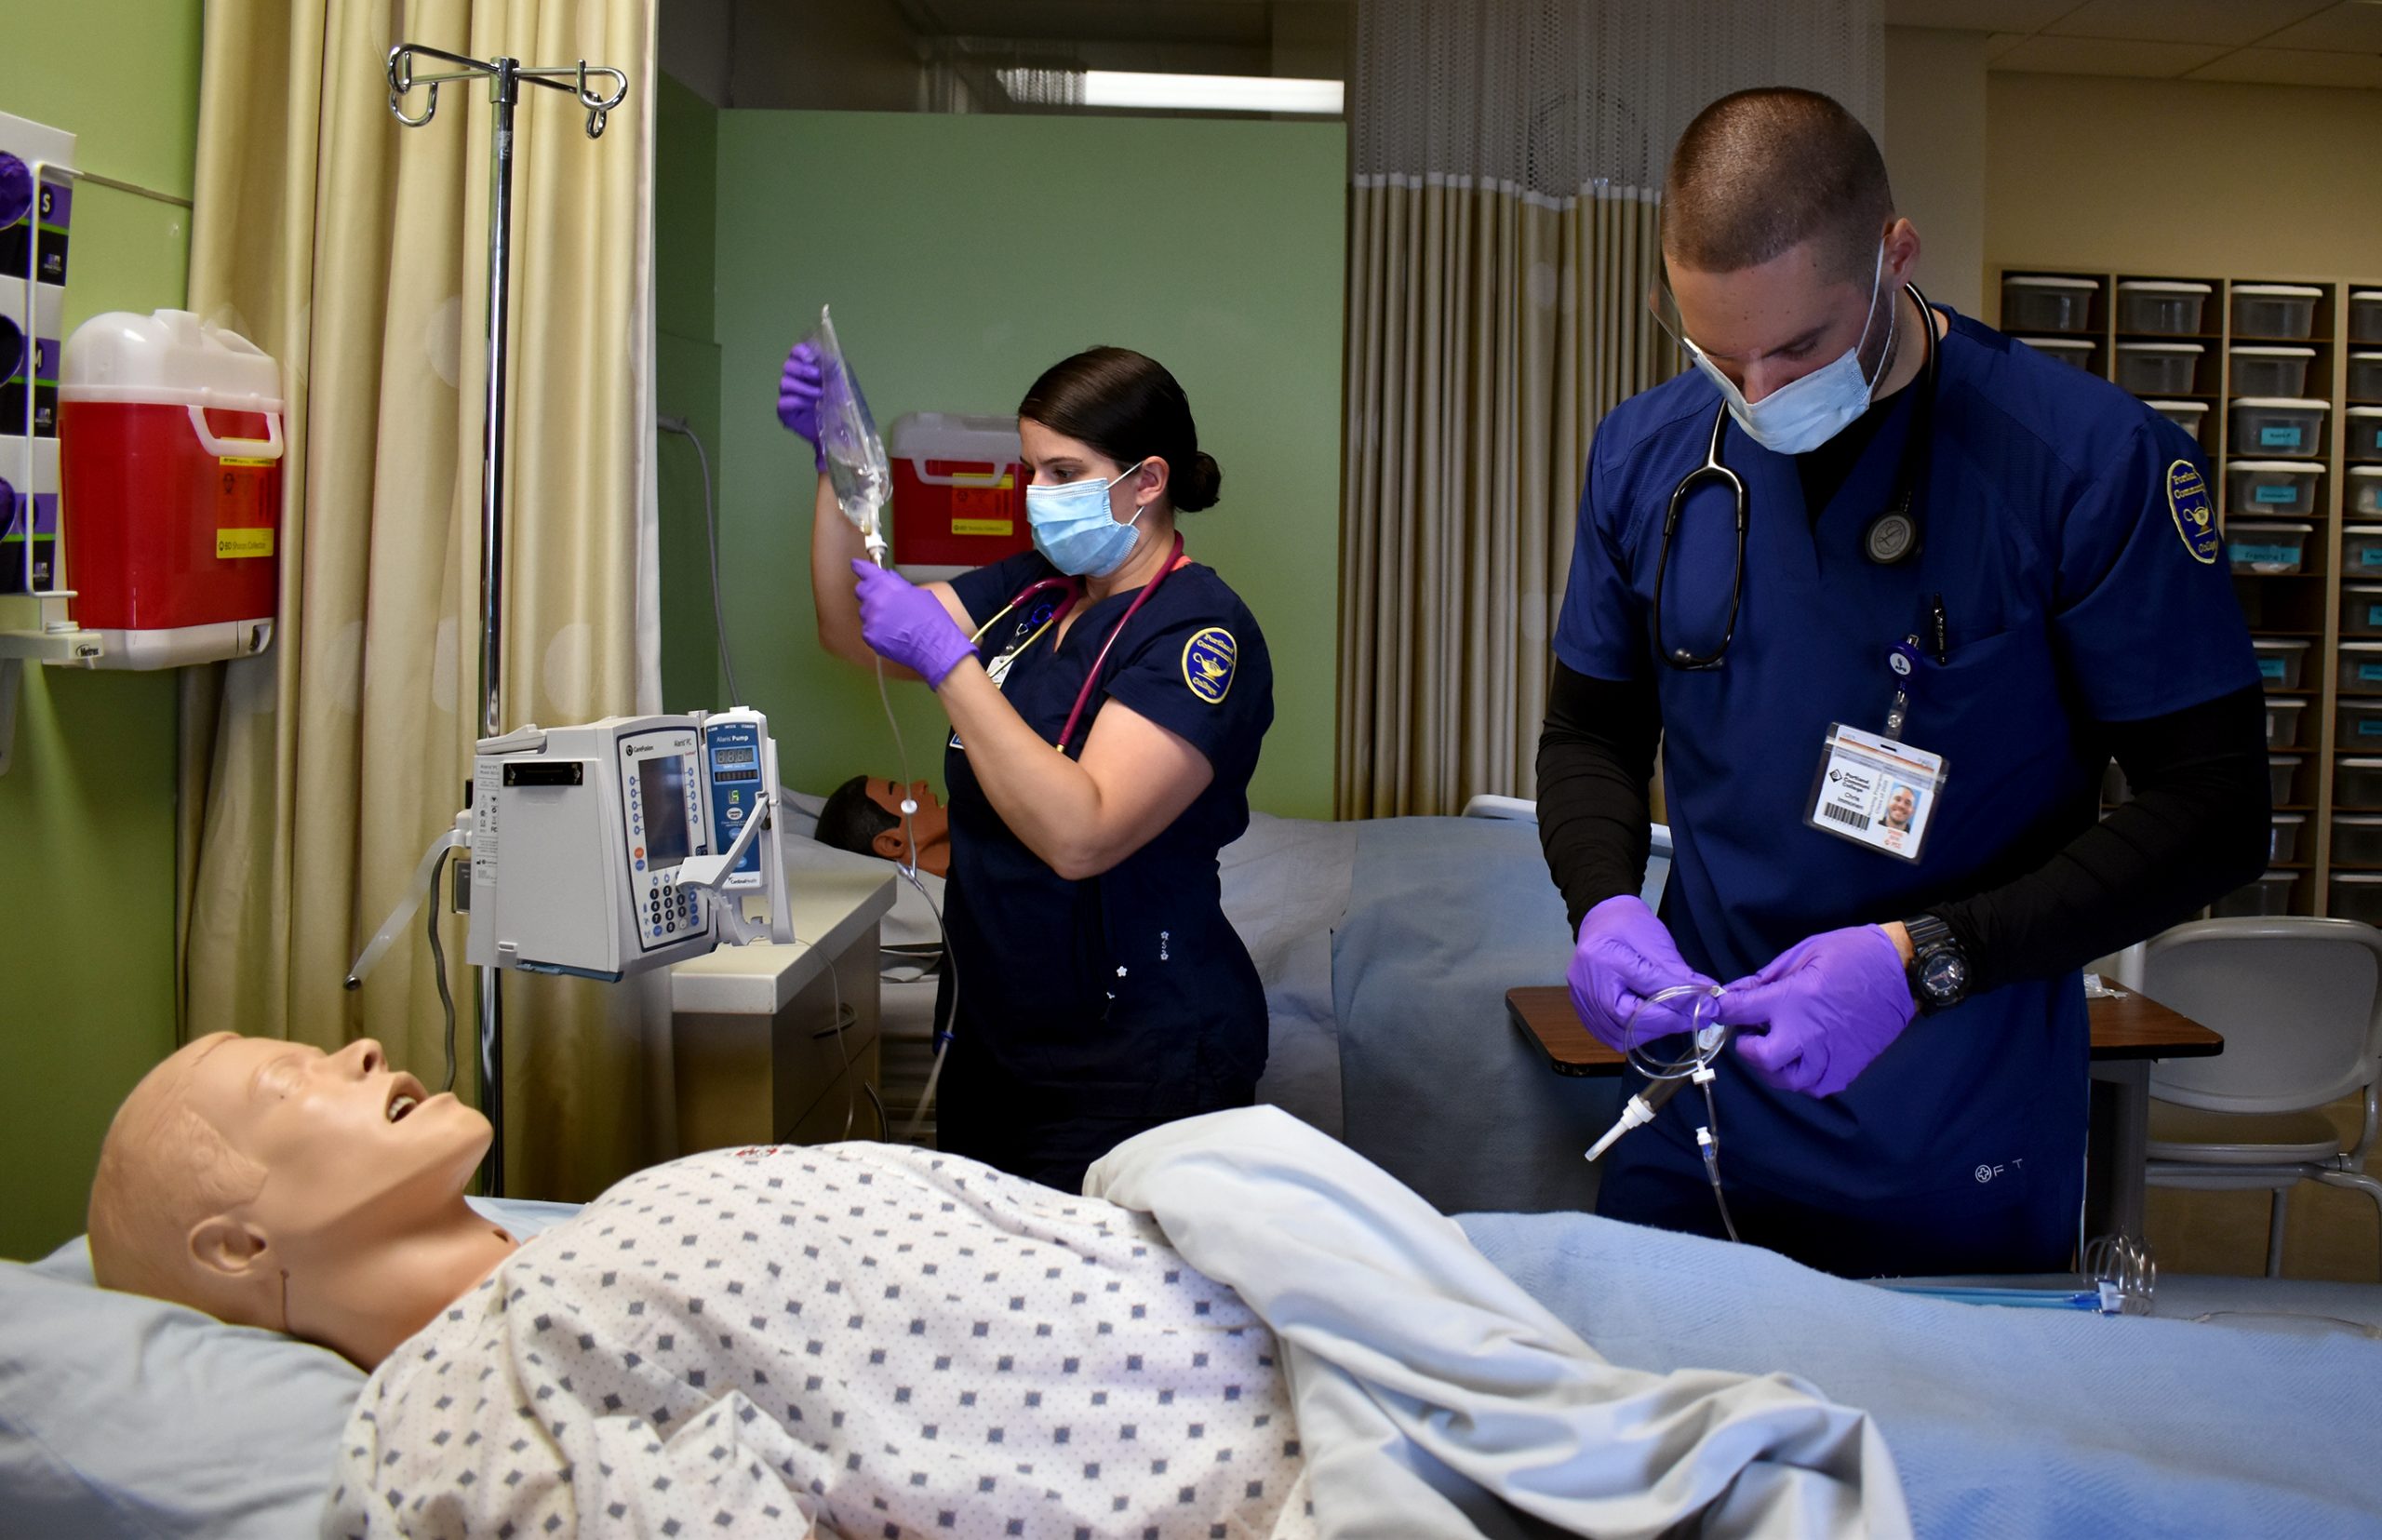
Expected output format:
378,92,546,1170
1027,458,1151,577
1684,242,1895,456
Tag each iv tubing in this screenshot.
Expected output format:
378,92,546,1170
346,826,468,988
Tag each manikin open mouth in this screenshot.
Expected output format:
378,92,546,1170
384,1074,429,1124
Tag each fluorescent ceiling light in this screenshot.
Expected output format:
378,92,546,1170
1078,71,1344,114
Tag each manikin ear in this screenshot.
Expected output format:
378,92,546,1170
188,1214,273,1282
871,828,907,862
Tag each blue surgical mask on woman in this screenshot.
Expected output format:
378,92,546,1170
1027,458,1151,577
1684,242,1894,456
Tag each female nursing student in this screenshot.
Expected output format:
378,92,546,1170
782,343,1276,1190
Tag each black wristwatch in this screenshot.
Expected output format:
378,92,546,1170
1900,913,1970,1015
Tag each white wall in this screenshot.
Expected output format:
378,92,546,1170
1883,25,1988,320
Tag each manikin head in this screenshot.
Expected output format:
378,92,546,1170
1659,87,1920,406
87,1034,515,1369
816,775,952,876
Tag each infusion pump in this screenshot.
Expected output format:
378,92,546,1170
463,710,789,981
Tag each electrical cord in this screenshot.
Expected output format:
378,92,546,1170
427,848,458,1094
658,414,742,707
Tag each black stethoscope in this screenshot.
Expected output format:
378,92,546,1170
1651,283,1941,671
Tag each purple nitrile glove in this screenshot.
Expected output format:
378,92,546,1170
1566,894,1721,1053
1720,925,1917,1098
852,558,974,687
776,340,826,471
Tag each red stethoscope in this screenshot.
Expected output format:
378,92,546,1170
970,533,1187,754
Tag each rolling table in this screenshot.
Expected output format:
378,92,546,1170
1505,984,2222,1245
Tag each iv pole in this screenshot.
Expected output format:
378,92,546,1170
385,44,629,1196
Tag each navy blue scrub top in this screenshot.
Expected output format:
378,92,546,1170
943,549,1276,1115
1554,307,2259,1234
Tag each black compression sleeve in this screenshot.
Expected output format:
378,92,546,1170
1928,683,2271,996
1536,662,1664,933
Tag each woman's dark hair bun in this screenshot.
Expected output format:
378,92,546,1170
1173,450,1223,513
1019,346,1223,513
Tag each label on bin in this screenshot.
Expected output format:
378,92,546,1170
951,517,1013,537
216,528,274,559
2253,484,2299,504
2229,542,2296,569
2363,663,2382,685
2259,658,2286,682
2259,425,2304,449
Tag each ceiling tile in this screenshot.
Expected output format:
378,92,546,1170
1881,0,2078,31
1990,34,2234,75
2185,46,2382,87
2261,2,2382,52
2047,0,2335,47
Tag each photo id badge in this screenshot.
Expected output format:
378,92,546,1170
1807,723,1948,862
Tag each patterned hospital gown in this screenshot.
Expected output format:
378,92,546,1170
324,1144,1314,1539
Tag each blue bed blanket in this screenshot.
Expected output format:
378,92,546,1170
1458,1210,2382,1539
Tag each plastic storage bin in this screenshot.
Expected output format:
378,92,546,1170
2265,695,2308,749
2270,812,2306,864
2229,397,2327,457
2336,757,2382,808
2335,814,2382,867
2228,461,2321,517
2352,467,2382,518
2341,697,2382,750
2345,584,2382,637
2351,290,2382,345
2254,637,2311,690
2349,408,2382,462
2229,283,2322,341
2016,336,2094,371
2001,275,2097,334
2226,519,2311,574
2214,872,2298,918
2232,345,2317,398
2354,354,2382,402
2269,753,2305,806
2117,342,2202,395
2146,398,2208,445
2347,526,2382,576
2334,874,2382,923
2342,640,2382,696
2116,279,2210,336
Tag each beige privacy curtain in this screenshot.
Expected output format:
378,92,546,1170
179,0,663,1199
1335,0,1884,818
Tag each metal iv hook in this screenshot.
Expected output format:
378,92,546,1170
386,44,630,139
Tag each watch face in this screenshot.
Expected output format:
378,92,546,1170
1920,950,1967,999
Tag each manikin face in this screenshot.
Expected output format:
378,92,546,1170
179,1033,489,1238
1663,221,1918,404
864,778,949,877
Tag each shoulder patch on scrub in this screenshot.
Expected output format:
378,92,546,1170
2166,460,2219,566
1182,627,1238,704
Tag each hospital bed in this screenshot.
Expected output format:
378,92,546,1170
10,806,2382,1535
7,1188,2380,1537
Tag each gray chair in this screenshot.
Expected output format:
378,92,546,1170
2140,917,2382,1279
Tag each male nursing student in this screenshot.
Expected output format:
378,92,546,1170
1540,87,2270,1277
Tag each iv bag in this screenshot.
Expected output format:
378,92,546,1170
808,305,891,562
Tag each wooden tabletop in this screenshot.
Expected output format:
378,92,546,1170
1506,984,2224,1077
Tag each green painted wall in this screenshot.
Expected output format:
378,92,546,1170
656,74,724,716
708,111,1345,818
0,1,202,1258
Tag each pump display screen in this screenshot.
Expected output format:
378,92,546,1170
638,754,691,864
710,745,760,783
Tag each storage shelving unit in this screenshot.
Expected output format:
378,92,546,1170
2000,269,2382,920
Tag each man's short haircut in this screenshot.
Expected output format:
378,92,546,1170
1662,87,1894,280
815,774,899,858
